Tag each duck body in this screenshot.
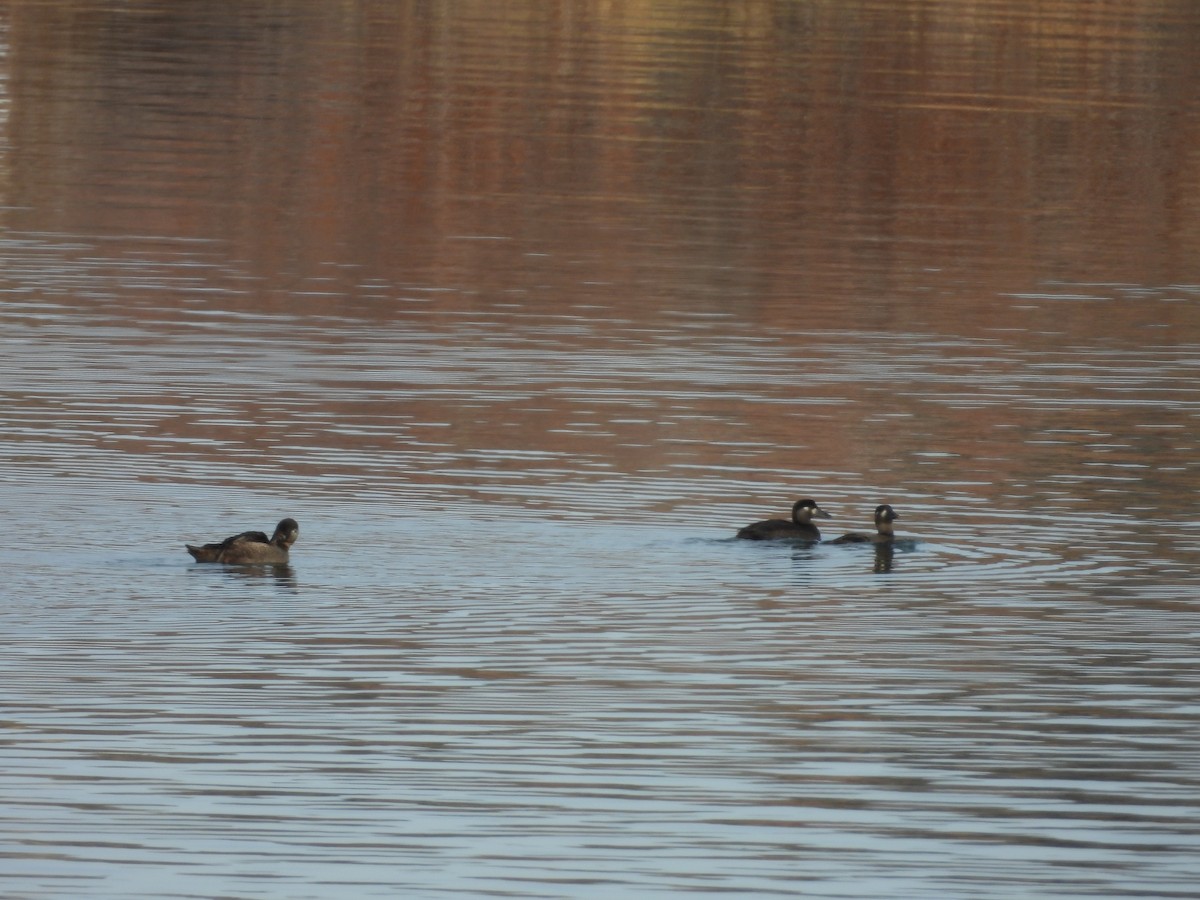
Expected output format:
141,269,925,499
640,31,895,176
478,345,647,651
829,505,898,545
737,499,831,542
187,518,299,565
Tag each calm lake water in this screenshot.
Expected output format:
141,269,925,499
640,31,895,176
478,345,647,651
2,2,1200,898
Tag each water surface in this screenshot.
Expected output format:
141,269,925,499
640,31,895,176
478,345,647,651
2,2,1199,898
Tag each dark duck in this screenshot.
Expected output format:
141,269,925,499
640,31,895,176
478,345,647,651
736,498,831,542
828,505,899,544
186,517,299,565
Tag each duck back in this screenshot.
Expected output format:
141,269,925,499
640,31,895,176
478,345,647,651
736,519,822,541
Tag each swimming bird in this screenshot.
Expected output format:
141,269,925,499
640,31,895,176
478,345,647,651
828,505,899,544
186,518,299,564
736,498,831,542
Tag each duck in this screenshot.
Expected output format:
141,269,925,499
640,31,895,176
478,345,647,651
828,505,899,544
186,518,299,565
736,498,831,542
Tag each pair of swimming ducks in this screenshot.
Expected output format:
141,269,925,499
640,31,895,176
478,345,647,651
736,499,900,544
185,501,896,566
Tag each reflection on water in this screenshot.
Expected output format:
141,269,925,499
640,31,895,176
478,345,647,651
188,562,300,591
2,1,1200,898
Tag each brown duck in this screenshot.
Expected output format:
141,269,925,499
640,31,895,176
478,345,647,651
828,505,899,544
736,498,831,542
186,518,299,565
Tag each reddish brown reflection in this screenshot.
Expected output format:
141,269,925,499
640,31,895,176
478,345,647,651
3,1,1198,316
